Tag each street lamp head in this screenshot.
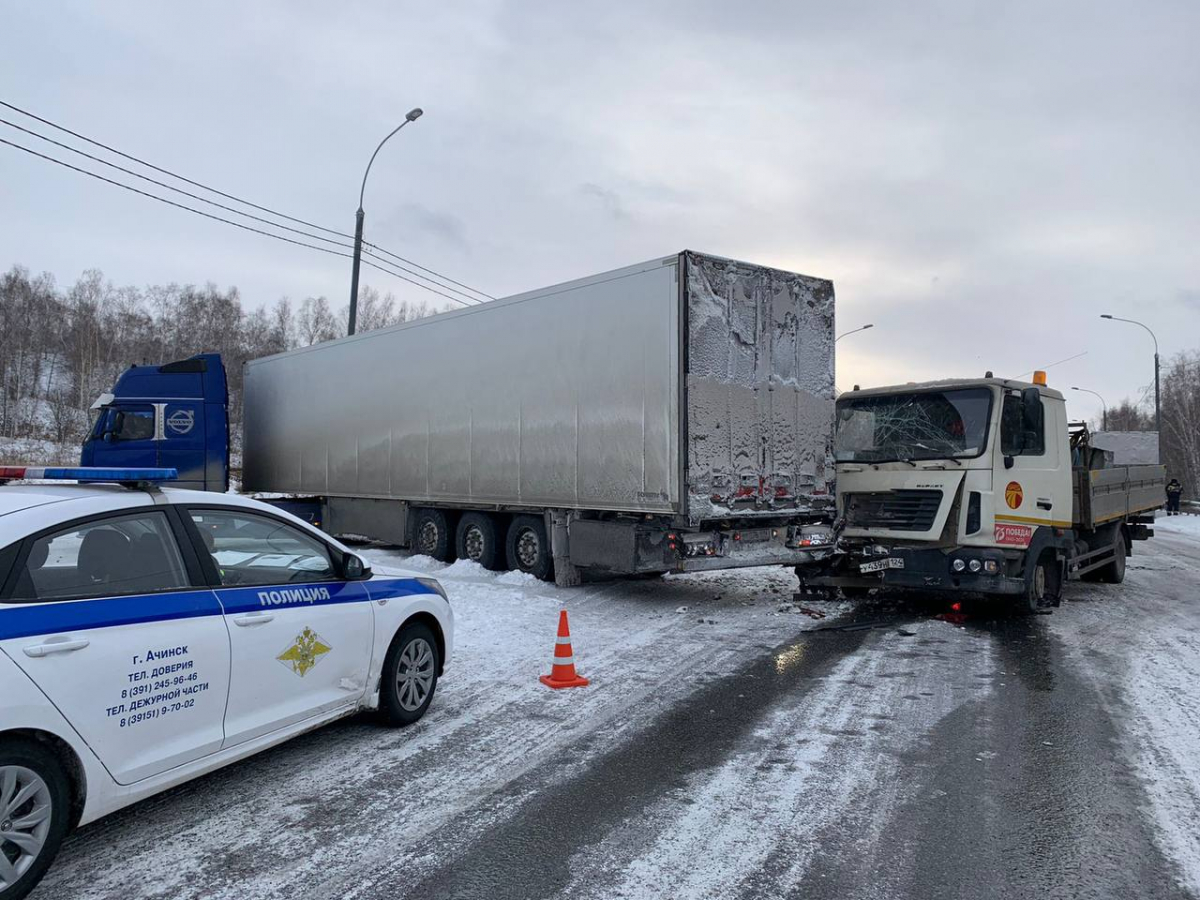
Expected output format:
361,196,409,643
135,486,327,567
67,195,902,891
1100,314,1113,319
406,108,424,122
862,323,874,330
1071,386,1080,391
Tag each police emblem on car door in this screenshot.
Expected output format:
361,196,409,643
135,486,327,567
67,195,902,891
277,627,332,677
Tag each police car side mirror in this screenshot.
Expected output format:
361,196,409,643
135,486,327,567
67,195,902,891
343,552,371,581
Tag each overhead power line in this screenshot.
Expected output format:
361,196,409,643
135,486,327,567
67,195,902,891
359,247,485,305
0,98,493,304
1,117,486,306
0,98,352,239
0,136,475,308
0,115,355,252
364,242,495,301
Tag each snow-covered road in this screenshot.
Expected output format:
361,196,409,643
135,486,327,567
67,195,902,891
32,517,1200,900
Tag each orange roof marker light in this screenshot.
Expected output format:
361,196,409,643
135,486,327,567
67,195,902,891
1032,370,1048,386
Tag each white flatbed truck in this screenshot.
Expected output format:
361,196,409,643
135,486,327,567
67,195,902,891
798,372,1165,612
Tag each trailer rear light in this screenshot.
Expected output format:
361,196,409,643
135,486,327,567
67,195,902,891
733,532,742,541
950,601,963,612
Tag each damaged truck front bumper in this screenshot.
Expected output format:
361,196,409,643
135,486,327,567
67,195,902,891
803,547,1026,595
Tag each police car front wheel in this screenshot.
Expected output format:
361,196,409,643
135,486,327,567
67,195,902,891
0,739,71,900
379,623,440,726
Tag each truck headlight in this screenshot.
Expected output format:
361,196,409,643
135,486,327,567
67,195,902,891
952,558,966,572
968,559,982,573
984,559,1000,574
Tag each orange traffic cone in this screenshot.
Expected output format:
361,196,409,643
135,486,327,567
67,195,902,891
539,609,590,689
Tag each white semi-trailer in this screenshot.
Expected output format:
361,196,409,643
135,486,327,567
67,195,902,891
241,251,837,586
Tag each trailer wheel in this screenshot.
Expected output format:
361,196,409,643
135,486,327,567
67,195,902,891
1097,533,1128,584
456,513,503,570
411,508,455,563
1023,552,1062,614
506,515,554,581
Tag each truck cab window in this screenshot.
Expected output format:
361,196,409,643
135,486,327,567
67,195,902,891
1001,393,1044,456
103,407,155,441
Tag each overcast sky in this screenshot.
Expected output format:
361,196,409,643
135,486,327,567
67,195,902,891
2,1,1197,424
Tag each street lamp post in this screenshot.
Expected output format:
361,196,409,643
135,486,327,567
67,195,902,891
1100,314,1159,435
348,107,423,336
1071,386,1108,431
836,323,874,342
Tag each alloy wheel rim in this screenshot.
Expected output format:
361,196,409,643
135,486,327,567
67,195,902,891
417,521,440,555
396,638,435,711
464,525,485,561
516,530,540,568
0,765,52,889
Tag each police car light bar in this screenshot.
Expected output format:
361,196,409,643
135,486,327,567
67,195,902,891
0,466,179,484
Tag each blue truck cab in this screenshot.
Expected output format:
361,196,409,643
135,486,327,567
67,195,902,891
81,353,229,492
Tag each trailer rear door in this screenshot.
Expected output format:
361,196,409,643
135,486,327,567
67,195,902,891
683,252,835,523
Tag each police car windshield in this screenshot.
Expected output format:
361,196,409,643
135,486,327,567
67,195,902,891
835,388,993,463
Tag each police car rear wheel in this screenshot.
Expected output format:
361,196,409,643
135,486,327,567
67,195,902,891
380,623,440,726
0,741,70,900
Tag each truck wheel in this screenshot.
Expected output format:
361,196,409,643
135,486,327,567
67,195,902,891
1098,535,1128,584
379,622,441,726
456,513,503,570
1023,552,1062,614
0,739,71,900
411,508,455,563
507,515,554,581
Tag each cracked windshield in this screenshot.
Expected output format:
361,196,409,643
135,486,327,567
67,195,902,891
835,387,993,463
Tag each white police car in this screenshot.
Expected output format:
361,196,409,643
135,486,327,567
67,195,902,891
0,467,452,900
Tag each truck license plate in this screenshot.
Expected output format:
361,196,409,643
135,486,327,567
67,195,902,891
860,557,904,573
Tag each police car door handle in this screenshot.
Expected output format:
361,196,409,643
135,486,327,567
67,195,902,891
233,612,275,627
23,638,90,658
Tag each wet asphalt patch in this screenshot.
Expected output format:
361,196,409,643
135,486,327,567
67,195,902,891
369,609,895,900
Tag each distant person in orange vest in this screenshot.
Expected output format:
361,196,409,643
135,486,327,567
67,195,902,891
1166,478,1183,515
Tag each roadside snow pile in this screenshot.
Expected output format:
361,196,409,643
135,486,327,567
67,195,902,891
1155,514,1200,538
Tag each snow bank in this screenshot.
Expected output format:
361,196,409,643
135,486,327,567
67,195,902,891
1155,514,1200,538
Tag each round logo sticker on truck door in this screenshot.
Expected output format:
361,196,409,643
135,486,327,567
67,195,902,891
167,409,195,435
1005,481,1024,509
